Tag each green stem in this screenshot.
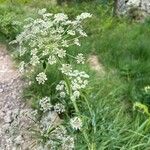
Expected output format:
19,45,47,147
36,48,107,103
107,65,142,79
82,94,93,117
70,95,92,149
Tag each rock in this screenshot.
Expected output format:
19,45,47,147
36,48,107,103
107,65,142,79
0,88,3,93
0,44,35,149
15,135,24,145
117,0,150,19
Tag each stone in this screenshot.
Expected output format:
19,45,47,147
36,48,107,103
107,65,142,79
117,0,150,17
0,88,4,93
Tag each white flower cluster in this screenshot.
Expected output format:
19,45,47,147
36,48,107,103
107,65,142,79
57,68,89,99
70,117,82,130
56,80,67,98
39,96,65,114
11,9,92,84
76,12,92,21
54,103,65,114
76,53,85,64
39,97,52,112
36,72,47,84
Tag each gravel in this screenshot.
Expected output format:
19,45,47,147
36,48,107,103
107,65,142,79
0,44,35,150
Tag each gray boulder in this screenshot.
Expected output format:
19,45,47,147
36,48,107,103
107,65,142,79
117,0,150,19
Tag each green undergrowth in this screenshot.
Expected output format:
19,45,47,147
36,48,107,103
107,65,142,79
90,21,150,105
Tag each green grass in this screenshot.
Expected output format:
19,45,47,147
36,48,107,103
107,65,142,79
1,1,150,149
89,21,150,104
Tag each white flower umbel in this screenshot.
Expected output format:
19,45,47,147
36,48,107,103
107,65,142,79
38,8,47,15
76,12,92,21
48,55,57,65
73,90,80,99
54,13,68,22
60,91,66,98
60,64,72,76
36,72,47,84
31,48,38,55
39,97,52,112
57,69,89,99
56,81,65,91
62,40,69,47
74,38,81,46
30,55,40,66
67,30,75,36
76,53,85,64
57,49,66,58
54,103,65,114
70,117,82,130
77,28,87,37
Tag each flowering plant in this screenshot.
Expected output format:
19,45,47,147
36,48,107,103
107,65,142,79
12,8,92,149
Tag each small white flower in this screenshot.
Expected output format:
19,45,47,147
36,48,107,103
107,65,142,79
38,8,47,15
48,55,57,65
77,28,87,37
56,84,64,91
73,90,80,99
67,30,75,36
36,72,47,84
39,97,52,112
54,13,68,22
74,38,80,46
31,48,38,55
76,12,92,21
79,71,89,78
60,64,72,75
81,80,88,88
30,55,40,66
43,13,53,19
54,103,65,114
62,40,69,47
42,49,49,56
71,82,80,91
76,53,85,64
56,26,64,33
57,49,66,58
60,91,66,98
70,117,82,130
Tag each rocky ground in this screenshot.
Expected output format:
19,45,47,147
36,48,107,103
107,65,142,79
0,44,35,150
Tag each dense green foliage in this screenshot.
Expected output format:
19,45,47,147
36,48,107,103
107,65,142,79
1,1,150,149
